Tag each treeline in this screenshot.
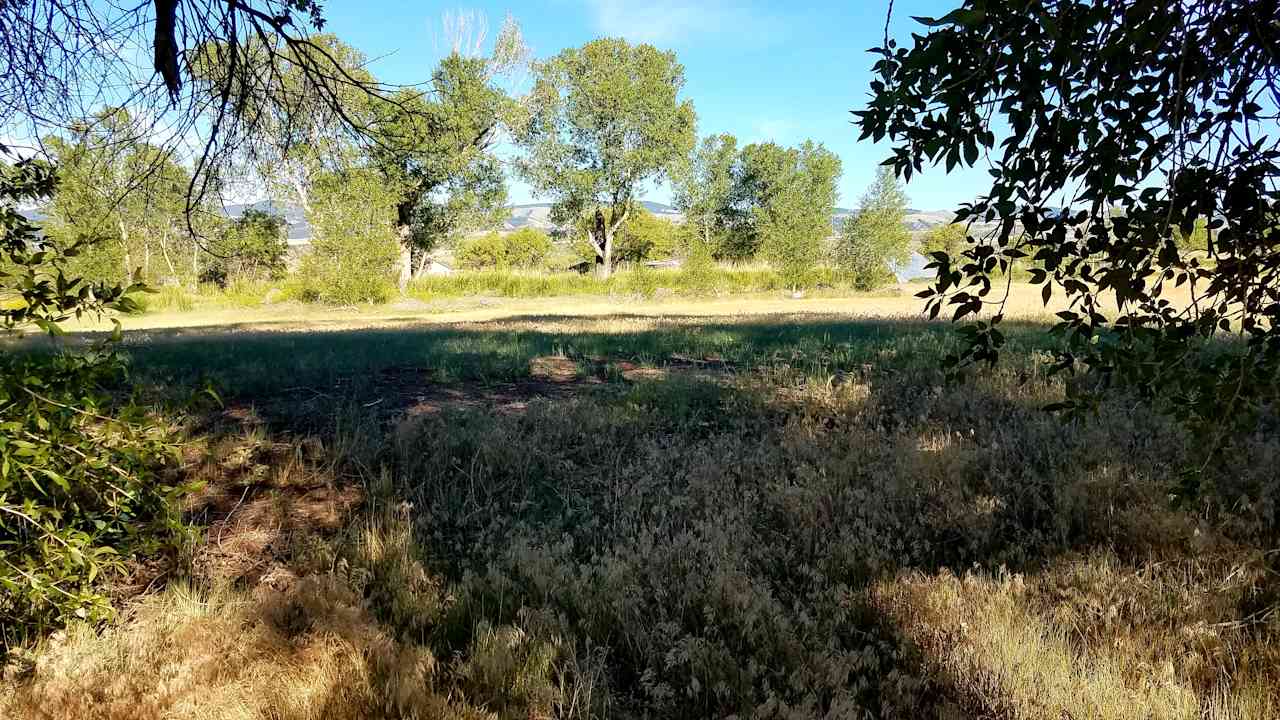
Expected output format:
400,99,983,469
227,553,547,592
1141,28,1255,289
36,22,921,304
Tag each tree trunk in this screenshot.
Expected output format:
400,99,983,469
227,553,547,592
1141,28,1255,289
397,231,413,294
159,228,177,278
413,252,429,279
598,225,613,279
119,219,131,278
396,200,415,294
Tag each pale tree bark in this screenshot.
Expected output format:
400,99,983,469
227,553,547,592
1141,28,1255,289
158,226,178,278
396,199,416,294
591,202,630,279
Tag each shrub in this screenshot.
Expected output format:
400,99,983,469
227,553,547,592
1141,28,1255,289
202,209,288,286
502,228,553,269
614,207,678,263
456,229,553,270
1,158,187,640
293,169,400,304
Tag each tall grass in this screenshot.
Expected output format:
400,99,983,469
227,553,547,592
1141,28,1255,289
406,265,861,300
5,313,1276,719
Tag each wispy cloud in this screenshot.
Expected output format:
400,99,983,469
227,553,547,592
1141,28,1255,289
750,118,797,143
584,1,777,47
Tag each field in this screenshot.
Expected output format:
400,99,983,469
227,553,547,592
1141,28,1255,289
4,286,1277,719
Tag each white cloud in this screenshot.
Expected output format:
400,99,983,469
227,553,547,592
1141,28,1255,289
584,1,773,47
750,118,796,143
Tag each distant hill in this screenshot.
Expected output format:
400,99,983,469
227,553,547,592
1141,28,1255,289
504,201,684,232
221,200,312,244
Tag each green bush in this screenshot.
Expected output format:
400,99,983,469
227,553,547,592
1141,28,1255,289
455,228,553,270
1,158,188,640
292,169,400,304
203,209,288,286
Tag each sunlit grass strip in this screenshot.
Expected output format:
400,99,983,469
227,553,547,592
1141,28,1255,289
875,569,1275,720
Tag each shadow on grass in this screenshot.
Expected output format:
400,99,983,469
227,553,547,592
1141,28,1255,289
8,314,1277,718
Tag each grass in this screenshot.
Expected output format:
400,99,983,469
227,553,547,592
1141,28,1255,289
3,295,1274,719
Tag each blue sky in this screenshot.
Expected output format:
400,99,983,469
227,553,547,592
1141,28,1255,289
322,0,986,211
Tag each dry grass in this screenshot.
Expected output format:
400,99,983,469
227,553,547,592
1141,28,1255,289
60,282,1082,334
3,302,1275,719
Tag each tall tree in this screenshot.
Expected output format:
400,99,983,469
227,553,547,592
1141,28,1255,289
370,46,518,292
734,141,841,287
517,38,696,278
674,133,739,249
855,1,1280,441
43,108,204,284
836,166,911,289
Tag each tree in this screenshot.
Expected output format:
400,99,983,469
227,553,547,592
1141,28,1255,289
205,210,288,285
921,221,968,259
517,38,696,278
855,1,1280,443
5,1,392,221
370,36,524,292
42,108,204,285
294,167,400,304
734,141,842,288
674,133,739,249
836,167,911,289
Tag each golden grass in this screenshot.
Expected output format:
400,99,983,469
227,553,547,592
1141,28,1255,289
60,282,1087,334
875,559,1279,720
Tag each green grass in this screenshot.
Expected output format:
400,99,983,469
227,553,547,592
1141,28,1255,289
407,266,863,300
114,314,1060,401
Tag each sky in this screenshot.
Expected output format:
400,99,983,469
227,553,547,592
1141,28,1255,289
314,1,987,211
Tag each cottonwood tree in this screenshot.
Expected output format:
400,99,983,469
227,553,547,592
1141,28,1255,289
370,47,519,292
836,166,911,289
43,109,208,284
734,141,842,287
517,38,696,278
674,133,739,251
856,0,1280,447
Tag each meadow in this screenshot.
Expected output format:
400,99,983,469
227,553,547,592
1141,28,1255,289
3,290,1276,719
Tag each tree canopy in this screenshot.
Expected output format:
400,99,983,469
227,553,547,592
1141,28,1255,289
837,167,912,289
674,133,739,248
856,0,1280,440
517,38,696,278
734,141,842,287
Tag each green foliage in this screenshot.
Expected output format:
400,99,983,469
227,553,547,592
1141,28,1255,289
673,133,738,251
293,168,399,304
836,167,911,290
1,157,186,639
736,141,842,288
1173,217,1209,252
42,108,205,286
517,37,696,277
455,228,553,270
204,209,288,285
614,207,678,263
856,1,1280,442
920,221,967,259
